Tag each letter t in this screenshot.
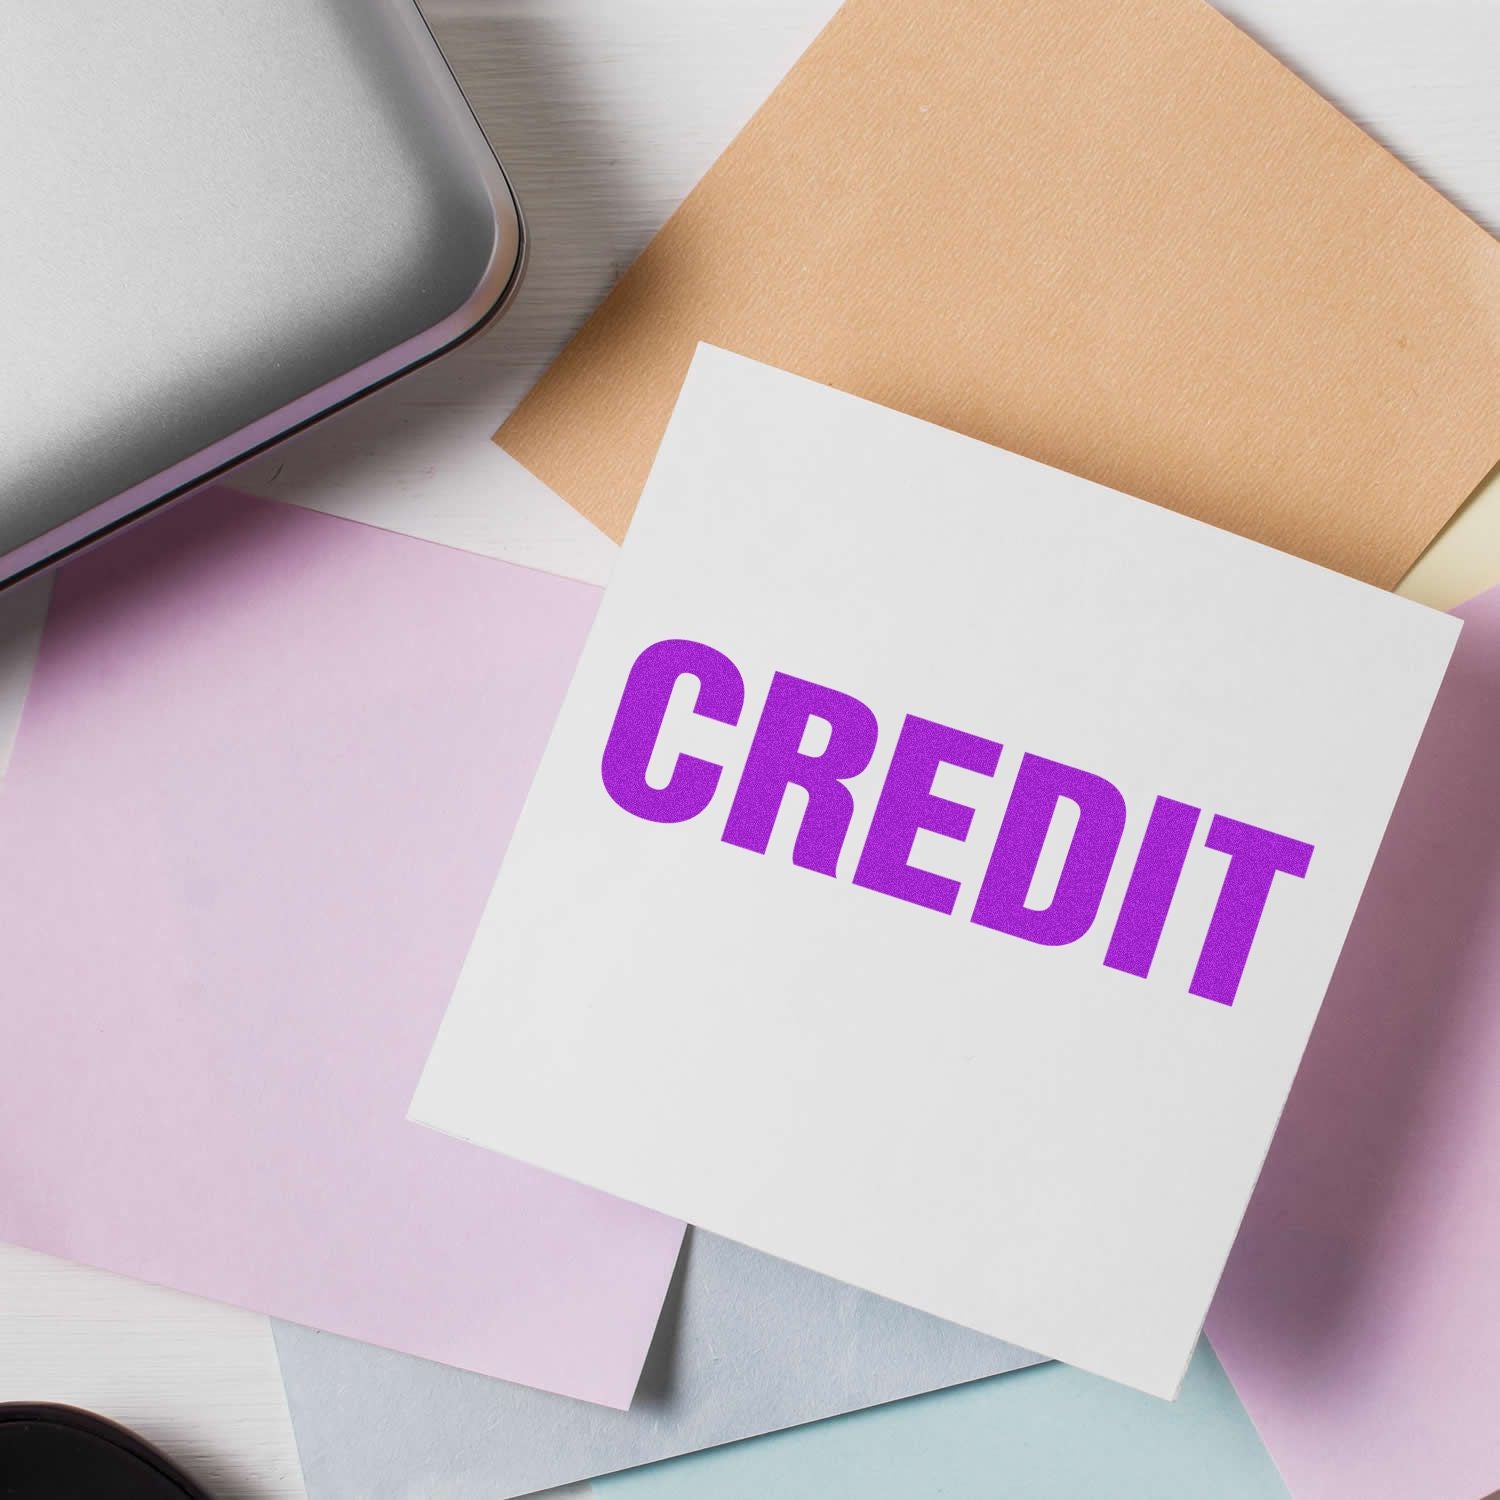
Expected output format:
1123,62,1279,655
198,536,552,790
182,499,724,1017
1190,815,1313,1006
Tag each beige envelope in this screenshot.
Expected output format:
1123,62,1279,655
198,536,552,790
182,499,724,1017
1401,465,1500,609
497,0,1500,588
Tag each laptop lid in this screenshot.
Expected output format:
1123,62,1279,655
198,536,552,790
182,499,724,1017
0,0,522,585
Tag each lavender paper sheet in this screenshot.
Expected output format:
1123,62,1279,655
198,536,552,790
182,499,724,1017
0,490,683,1409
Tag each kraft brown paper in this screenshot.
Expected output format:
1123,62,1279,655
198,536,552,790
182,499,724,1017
497,0,1500,588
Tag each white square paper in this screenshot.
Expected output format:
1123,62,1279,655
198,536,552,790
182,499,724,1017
414,347,1458,1396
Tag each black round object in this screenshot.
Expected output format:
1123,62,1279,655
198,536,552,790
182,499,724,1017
0,1404,211,1499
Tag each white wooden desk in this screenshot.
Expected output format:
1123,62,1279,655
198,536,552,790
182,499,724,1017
0,3,1495,1496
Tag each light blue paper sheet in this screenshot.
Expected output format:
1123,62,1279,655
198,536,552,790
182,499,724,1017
274,1230,1038,1500
596,1339,1288,1500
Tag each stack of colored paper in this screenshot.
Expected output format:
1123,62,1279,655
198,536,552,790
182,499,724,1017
1,1,1498,1497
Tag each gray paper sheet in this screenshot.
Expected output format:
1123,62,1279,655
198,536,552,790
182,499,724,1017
273,1230,1039,1499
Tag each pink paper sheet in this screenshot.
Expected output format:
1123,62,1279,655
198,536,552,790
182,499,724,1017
1209,584,1500,1499
0,489,682,1409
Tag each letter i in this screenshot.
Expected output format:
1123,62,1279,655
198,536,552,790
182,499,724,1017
1103,797,1201,980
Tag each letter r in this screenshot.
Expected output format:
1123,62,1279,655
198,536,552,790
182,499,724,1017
722,672,880,876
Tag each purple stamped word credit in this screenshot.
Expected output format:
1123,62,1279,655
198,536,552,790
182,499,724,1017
601,639,1313,1006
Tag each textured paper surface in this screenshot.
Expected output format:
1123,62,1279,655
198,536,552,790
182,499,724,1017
0,490,683,1409
596,1339,1287,1500
1208,582,1500,1499
273,1230,1038,1500
496,0,1500,588
418,349,1458,1395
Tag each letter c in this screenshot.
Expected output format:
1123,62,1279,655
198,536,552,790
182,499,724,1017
600,639,744,823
